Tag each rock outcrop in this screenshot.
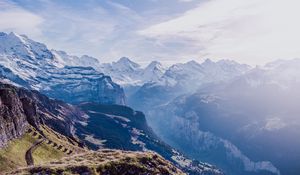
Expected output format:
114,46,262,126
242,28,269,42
0,82,84,147
0,87,28,147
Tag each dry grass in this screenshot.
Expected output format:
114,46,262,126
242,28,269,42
32,140,65,165
1,126,183,175
0,133,36,172
40,125,85,154
0,126,85,174
13,149,185,175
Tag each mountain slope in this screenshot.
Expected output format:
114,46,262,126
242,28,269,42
145,59,300,175
13,149,184,175
0,81,223,175
0,82,183,174
76,103,223,175
147,94,280,175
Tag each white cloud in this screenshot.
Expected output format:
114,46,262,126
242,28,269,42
3,0,299,65
139,0,300,65
263,118,286,131
0,1,43,37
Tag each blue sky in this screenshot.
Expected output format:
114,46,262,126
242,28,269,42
1,0,300,65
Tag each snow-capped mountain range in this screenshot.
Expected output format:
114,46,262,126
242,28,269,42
0,31,226,174
52,44,251,90
0,32,125,104
53,50,168,86
3,32,298,98
51,45,254,116
2,31,299,175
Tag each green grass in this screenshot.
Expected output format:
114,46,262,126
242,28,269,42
32,141,64,165
14,150,184,175
40,126,85,153
0,133,37,172
0,126,81,173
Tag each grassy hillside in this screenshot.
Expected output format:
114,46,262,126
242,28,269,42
0,133,35,172
1,131,185,175
13,149,185,175
0,126,82,174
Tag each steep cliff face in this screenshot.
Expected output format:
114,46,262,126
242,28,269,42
0,82,84,147
0,87,28,147
40,66,125,105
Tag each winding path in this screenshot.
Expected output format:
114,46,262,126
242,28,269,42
25,139,45,166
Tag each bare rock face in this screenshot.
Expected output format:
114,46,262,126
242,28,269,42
41,67,126,105
20,97,40,129
0,88,28,147
0,82,85,148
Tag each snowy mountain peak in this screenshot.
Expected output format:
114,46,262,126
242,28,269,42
0,32,126,105
51,49,100,68
185,60,202,69
145,61,165,71
0,32,28,53
147,60,160,66
8,31,22,38
78,55,100,66
115,57,140,68
186,60,200,65
0,32,53,61
51,49,67,56
112,57,141,72
201,58,215,66
141,61,166,83
8,32,30,42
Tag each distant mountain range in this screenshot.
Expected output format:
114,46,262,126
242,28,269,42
1,31,300,175
143,59,300,175
0,32,225,174
54,40,300,174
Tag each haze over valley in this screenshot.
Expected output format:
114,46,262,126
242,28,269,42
1,1,300,175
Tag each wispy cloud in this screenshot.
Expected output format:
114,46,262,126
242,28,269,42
139,0,300,65
0,0,43,37
1,0,205,63
3,0,297,65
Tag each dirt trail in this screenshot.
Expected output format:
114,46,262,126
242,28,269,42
25,139,45,166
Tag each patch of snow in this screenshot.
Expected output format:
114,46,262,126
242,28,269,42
84,134,106,147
